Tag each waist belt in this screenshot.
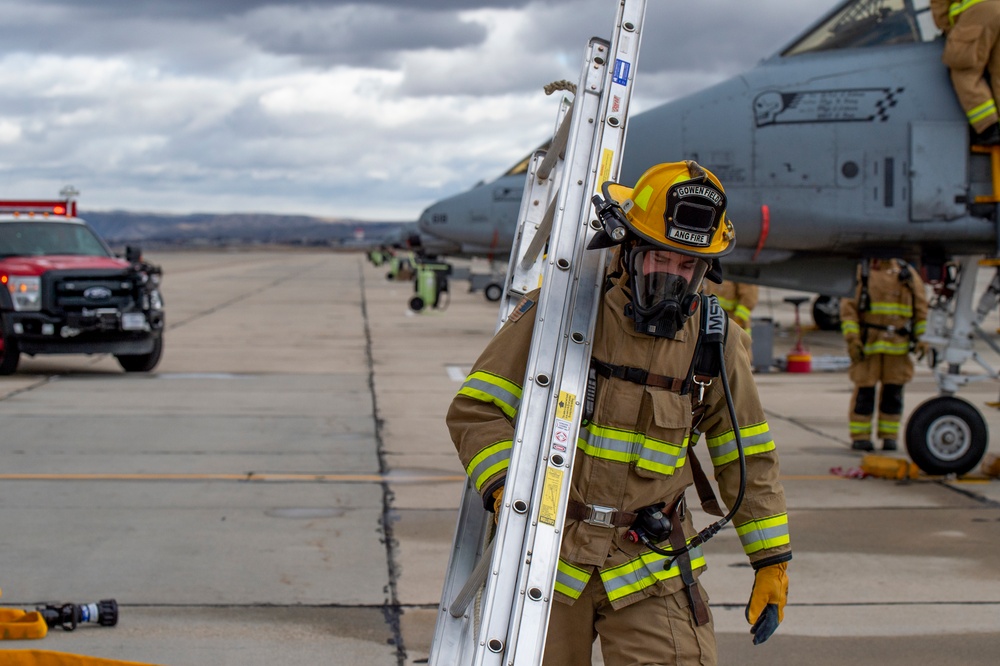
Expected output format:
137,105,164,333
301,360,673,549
864,323,912,336
566,500,637,528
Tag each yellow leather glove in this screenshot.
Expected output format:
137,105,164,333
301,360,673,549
492,487,504,525
746,561,788,645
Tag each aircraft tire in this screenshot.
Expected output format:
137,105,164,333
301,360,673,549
0,322,20,375
905,396,987,476
484,283,503,302
409,296,426,312
812,296,841,331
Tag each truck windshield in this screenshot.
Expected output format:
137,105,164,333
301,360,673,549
0,222,112,258
782,0,936,57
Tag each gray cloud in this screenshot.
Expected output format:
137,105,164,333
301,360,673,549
0,0,849,218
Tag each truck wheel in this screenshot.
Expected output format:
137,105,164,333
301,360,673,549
116,335,163,373
905,396,988,476
0,328,20,375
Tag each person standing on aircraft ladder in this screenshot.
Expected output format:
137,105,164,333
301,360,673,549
932,0,1000,145
448,162,791,665
840,258,930,452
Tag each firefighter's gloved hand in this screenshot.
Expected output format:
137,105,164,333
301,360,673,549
915,340,931,361
847,340,864,363
746,561,788,645
492,487,503,525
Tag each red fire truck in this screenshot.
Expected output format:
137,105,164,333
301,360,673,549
0,198,164,374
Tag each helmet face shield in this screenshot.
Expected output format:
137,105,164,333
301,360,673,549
626,246,709,337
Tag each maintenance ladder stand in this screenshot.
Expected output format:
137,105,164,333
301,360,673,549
429,2,647,663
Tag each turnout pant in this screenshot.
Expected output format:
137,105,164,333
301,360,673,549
943,1,1000,132
543,575,717,666
848,352,913,443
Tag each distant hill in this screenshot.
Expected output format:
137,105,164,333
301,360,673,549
80,210,410,249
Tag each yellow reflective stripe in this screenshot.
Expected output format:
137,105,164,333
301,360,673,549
715,296,737,312
456,370,522,420
868,301,913,317
967,98,997,124
951,0,991,24
849,420,872,435
706,422,773,466
863,340,910,355
600,539,706,603
841,321,860,335
736,513,790,554
734,304,752,322
878,419,900,435
914,320,927,336
465,440,512,492
578,423,687,475
554,559,591,599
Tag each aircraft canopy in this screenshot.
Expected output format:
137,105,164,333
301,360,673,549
783,0,937,57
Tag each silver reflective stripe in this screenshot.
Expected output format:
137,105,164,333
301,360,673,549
457,372,522,419
466,440,513,492
737,515,791,553
600,544,706,603
578,423,685,474
555,560,590,599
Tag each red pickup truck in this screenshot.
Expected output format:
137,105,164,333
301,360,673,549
0,199,164,374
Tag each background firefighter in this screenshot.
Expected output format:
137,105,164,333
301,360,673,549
840,258,929,452
704,279,759,332
447,162,791,665
931,0,1000,145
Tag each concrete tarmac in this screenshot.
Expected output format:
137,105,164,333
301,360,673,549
0,250,998,665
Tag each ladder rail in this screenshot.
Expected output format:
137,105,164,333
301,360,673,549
429,2,647,663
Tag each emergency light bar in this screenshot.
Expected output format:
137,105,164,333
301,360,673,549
0,200,77,217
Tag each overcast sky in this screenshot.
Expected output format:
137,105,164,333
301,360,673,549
0,0,841,220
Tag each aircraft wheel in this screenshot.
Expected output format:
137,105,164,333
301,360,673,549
905,396,988,476
812,296,841,331
484,283,503,302
0,321,20,375
409,296,425,312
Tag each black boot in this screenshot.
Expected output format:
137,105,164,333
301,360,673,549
882,439,897,451
852,439,874,452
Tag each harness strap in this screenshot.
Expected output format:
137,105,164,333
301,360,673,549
687,451,724,517
591,358,687,392
666,497,711,626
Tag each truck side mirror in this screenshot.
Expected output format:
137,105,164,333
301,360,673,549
125,246,142,263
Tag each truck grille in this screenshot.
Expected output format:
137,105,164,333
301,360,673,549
45,269,136,313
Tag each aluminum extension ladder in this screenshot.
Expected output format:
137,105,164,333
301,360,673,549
429,2,648,664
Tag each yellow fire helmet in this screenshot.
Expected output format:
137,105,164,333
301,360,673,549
604,160,735,258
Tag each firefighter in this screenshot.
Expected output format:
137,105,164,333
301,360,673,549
931,0,1000,145
447,162,791,665
840,258,929,452
705,279,758,332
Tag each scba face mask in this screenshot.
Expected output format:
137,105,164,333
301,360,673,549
625,245,710,338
